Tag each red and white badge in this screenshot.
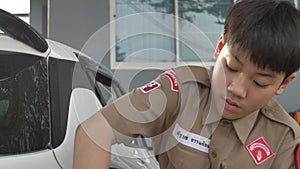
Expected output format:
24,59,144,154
296,144,300,169
162,70,178,92
246,137,275,165
139,81,160,93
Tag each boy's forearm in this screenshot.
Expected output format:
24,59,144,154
73,112,114,169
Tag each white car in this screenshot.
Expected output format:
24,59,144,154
0,9,158,169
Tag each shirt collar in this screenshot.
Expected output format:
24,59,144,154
202,93,222,125
232,110,259,144
202,108,259,144
202,107,222,125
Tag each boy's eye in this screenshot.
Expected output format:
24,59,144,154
254,81,269,88
225,62,238,72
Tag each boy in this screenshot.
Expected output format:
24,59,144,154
73,0,300,168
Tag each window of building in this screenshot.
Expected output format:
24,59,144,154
110,0,299,70
110,0,233,69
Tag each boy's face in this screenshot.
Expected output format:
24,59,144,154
212,35,296,120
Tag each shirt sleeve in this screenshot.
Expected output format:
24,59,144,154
271,130,300,169
101,73,180,143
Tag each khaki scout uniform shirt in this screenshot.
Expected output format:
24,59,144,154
102,66,300,169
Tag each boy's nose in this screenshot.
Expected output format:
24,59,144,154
227,76,247,98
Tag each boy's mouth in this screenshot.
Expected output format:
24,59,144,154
225,99,240,111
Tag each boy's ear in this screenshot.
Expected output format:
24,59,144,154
275,73,297,95
213,34,225,60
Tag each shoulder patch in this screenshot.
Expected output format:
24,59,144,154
139,81,160,93
246,137,275,166
162,70,179,92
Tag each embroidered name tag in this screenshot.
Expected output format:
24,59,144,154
246,137,275,165
139,81,160,93
172,124,210,153
162,70,179,92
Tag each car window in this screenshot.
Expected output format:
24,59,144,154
96,65,125,104
75,53,125,105
0,51,50,155
96,81,118,105
48,57,75,148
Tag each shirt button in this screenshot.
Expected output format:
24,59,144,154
211,150,217,158
221,120,231,125
264,108,271,113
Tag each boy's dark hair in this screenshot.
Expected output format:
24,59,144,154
224,0,300,77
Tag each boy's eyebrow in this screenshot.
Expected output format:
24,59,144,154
256,72,276,78
229,48,276,78
229,49,243,65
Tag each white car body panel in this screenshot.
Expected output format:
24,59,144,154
0,9,160,168
53,88,102,169
111,144,159,169
0,150,61,169
46,40,79,62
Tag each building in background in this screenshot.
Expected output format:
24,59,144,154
0,0,30,23
1,0,299,112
